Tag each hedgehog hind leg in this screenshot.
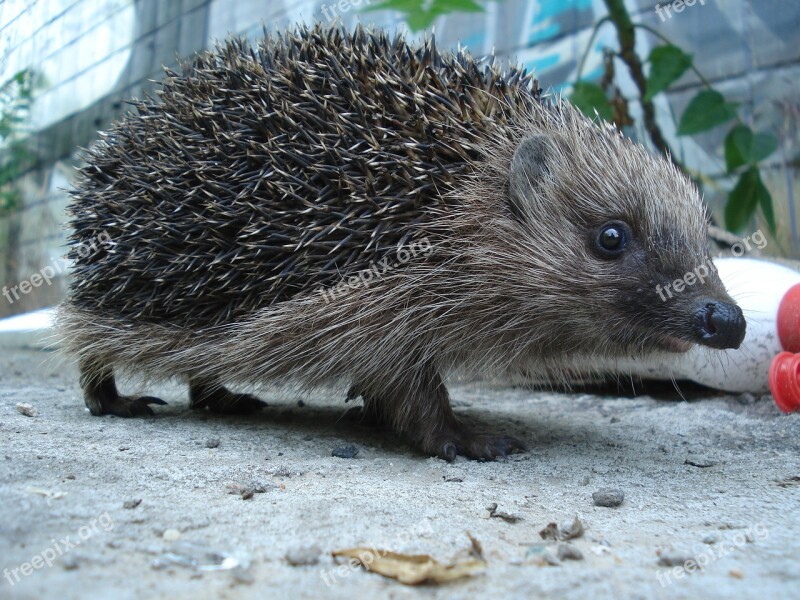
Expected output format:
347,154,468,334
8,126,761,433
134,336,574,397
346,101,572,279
358,367,526,462
79,360,167,417
189,378,267,414
343,384,385,426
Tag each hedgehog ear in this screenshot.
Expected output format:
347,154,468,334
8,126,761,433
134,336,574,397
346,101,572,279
508,135,554,214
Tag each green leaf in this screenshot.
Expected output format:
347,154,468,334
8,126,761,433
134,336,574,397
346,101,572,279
406,10,436,31
361,0,424,15
362,0,421,12
570,81,613,121
757,177,776,235
362,0,484,30
431,0,484,13
724,124,778,171
723,132,746,171
677,90,738,136
0,189,20,214
725,166,773,233
644,45,693,101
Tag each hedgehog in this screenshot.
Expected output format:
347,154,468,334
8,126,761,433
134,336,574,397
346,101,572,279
57,23,746,461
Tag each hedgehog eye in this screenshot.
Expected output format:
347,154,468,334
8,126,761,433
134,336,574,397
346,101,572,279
594,222,629,258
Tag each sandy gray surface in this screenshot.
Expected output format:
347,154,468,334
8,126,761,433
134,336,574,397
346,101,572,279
2,348,799,599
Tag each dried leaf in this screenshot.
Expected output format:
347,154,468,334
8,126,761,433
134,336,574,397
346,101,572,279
332,548,485,585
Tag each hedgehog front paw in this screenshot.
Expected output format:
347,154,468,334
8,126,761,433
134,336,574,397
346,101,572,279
190,386,266,414
430,427,525,462
100,395,167,417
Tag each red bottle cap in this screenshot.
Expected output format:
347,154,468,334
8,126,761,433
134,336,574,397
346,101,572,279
769,352,800,413
777,284,800,352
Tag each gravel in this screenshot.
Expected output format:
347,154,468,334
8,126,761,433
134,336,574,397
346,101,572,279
592,489,625,508
2,348,800,598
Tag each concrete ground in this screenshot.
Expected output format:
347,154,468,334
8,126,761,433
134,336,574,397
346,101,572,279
2,347,799,599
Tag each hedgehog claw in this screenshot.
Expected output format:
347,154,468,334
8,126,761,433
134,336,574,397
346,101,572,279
345,384,362,402
441,442,458,462
485,436,527,459
343,405,382,427
432,430,525,462
103,395,167,418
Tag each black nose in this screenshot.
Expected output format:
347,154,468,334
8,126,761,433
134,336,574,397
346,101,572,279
691,300,746,349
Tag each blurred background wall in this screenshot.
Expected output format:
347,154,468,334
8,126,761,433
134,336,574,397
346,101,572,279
0,0,798,318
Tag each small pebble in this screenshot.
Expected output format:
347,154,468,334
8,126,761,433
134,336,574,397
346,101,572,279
557,544,584,561
729,569,744,579
525,543,560,566
486,503,521,523
558,516,584,540
205,438,221,449
285,545,321,566
16,403,37,417
123,499,142,509
227,481,275,497
540,516,584,540
62,556,80,570
162,528,181,541
539,522,559,540
737,393,756,405
684,457,717,468
592,489,624,507
232,566,255,584
658,550,694,567
702,534,719,545
331,444,359,459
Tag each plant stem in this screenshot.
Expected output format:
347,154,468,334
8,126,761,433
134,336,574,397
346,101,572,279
602,0,679,167
633,23,712,88
575,16,611,82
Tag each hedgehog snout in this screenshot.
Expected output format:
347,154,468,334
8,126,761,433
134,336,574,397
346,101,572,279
690,300,746,350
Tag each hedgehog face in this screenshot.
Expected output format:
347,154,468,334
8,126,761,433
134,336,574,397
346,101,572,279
580,213,746,354
505,126,745,357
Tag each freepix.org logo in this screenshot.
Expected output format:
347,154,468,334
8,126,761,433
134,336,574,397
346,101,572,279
655,229,767,302
4,512,114,587
655,0,707,22
3,230,112,305
317,237,433,304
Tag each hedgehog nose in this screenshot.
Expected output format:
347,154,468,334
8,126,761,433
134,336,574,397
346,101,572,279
691,300,746,349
